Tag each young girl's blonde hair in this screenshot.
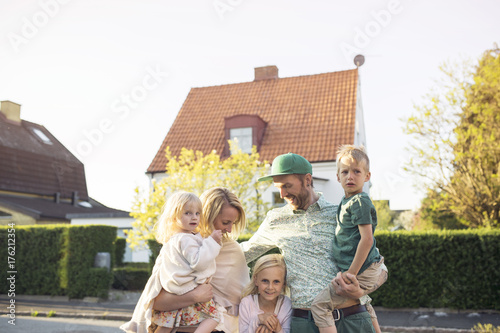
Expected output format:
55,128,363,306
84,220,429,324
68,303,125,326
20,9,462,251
241,254,289,298
154,191,203,244
198,187,246,241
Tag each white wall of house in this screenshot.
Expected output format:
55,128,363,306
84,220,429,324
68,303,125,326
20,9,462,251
71,217,150,263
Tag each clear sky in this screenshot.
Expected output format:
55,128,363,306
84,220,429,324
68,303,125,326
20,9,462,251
1,0,498,212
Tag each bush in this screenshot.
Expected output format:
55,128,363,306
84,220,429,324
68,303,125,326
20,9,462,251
0,224,116,298
371,229,500,310
473,323,500,332
112,266,150,290
115,237,127,267
143,230,500,310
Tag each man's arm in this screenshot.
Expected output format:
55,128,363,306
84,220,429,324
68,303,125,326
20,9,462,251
240,215,277,263
152,284,213,312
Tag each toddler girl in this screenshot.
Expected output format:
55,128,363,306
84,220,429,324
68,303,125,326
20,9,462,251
239,254,292,333
121,191,223,333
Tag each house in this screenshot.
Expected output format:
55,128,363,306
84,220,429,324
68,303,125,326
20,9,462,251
147,65,369,207
0,100,146,262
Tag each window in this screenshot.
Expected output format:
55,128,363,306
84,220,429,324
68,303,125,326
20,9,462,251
224,114,267,157
273,192,285,206
230,127,253,154
31,128,53,145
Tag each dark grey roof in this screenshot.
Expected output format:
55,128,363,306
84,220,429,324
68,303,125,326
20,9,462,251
0,194,130,220
0,112,88,200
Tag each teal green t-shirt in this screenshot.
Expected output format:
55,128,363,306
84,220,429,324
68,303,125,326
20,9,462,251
332,192,380,274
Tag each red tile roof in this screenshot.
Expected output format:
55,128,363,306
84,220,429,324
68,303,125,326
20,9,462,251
148,68,359,173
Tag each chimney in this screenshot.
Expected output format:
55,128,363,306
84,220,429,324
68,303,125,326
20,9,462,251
72,191,79,207
0,100,21,123
254,65,279,81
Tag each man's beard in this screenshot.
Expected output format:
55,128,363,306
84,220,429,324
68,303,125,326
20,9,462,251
286,183,310,210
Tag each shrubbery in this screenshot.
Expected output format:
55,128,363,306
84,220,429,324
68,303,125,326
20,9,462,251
0,225,116,298
371,229,500,310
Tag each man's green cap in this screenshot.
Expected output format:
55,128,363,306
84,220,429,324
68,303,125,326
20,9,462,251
258,153,312,181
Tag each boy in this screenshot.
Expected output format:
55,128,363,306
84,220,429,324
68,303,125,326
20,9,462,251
310,145,386,333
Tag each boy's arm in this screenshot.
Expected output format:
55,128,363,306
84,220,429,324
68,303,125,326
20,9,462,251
345,224,373,276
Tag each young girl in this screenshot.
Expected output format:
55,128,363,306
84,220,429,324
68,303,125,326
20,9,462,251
121,191,223,333
239,254,292,333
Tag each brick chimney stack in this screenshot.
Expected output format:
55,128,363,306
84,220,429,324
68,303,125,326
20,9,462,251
254,65,279,81
0,100,21,123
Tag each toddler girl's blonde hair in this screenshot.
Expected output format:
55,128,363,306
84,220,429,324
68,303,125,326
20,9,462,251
241,254,289,298
154,191,203,245
336,144,370,172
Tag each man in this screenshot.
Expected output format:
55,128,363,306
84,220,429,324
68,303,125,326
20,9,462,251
240,153,386,333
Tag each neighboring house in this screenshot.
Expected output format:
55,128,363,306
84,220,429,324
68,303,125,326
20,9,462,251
147,65,369,206
0,100,147,262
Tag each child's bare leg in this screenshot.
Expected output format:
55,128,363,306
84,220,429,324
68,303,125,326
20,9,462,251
193,318,218,333
372,317,382,333
319,326,337,333
155,326,173,333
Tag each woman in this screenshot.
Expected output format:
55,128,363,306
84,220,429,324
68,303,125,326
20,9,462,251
152,187,250,333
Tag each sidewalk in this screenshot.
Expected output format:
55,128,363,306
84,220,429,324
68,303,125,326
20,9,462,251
1,291,500,332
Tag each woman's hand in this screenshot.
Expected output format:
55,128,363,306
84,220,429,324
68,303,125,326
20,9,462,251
153,284,213,312
191,282,213,303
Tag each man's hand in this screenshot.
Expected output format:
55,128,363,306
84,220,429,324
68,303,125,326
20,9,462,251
334,271,364,299
341,271,354,285
191,282,213,303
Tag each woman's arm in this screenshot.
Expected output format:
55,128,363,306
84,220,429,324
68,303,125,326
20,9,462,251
152,285,213,312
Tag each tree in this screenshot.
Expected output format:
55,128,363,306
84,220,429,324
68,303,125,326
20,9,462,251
372,199,395,230
404,46,500,228
449,48,500,227
415,189,465,230
126,142,271,249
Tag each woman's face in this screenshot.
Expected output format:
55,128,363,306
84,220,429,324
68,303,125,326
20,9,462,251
212,204,239,234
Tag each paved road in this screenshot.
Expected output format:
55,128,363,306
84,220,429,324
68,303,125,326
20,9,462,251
1,315,125,333
2,292,500,332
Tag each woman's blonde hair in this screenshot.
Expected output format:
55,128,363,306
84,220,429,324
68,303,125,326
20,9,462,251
198,187,246,241
154,191,203,244
241,254,289,298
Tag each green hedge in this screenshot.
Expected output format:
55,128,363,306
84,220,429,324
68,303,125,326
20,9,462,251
146,230,500,310
112,266,150,290
115,237,126,267
0,225,116,298
371,229,500,310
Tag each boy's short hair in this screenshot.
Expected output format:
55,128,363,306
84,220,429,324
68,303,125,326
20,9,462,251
336,145,370,171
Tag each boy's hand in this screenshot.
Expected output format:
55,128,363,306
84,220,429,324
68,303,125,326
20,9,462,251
211,230,223,244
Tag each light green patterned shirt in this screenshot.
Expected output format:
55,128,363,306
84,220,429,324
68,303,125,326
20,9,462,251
240,194,339,309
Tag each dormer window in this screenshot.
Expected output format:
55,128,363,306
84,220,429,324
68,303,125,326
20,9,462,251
31,128,53,145
230,127,252,154
224,115,267,156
